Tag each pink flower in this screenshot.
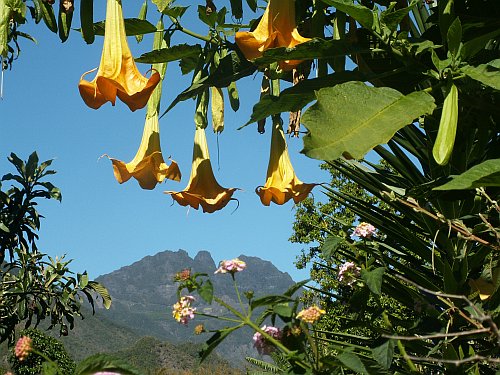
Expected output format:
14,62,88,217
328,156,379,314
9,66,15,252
338,262,361,286
353,222,376,238
215,258,246,274
172,296,196,325
14,336,32,361
253,325,282,355
296,305,326,324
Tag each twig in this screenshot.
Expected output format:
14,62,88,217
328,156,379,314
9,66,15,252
406,355,500,365
389,195,500,250
383,328,491,341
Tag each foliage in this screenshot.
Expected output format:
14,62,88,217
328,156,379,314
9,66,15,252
0,152,112,343
2,0,500,372
9,328,75,375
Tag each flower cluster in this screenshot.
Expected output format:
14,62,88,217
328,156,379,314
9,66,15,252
215,258,246,274
253,326,282,355
296,305,326,324
194,324,206,335
338,262,361,286
14,335,32,361
174,268,191,282
172,296,196,325
353,222,376,238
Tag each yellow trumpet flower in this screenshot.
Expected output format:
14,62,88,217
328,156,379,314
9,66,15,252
165,127,238,213
107,112,181,190
78,0,160,111
257,119,315,205
235,0,311,70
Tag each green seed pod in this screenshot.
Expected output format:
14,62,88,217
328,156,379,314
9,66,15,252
211,86,224,133
433,83,458,166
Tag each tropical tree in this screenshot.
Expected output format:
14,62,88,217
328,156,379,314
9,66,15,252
0,153,111,343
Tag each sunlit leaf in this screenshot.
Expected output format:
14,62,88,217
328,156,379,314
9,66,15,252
301,82,436,160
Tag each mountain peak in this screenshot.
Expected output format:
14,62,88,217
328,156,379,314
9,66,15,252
194,250,216,270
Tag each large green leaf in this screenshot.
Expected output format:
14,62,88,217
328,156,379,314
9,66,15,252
92,18,156,36
253,38,370,66
321,0,374,30
360,267,385,295
462,59,500,91
434,159,500,190
301,82,436,160
135,44,202,64
241,71,369,128
372,340,395,369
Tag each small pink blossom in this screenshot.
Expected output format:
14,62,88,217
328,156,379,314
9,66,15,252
353,222,376,238
14,336,32,361
215,258,246,274
253,325,282,355
338,262,361,286
172,296,196,325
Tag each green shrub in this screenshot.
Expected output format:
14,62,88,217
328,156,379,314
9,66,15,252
9,328,75,375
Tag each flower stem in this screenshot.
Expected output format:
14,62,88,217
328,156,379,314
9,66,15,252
168,16,214,43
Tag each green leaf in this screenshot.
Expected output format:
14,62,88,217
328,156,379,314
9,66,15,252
151,0,172,13
254,38,370,66
462,59,500,91
75,353,143,375
241,70,371,128
92,18,156,37
197,4,217,27
447,17,462,58
361,267,385,295
198,279,214,304
227,81,240,111
321,0,374,30
321,236,344,258
200,327,240,362
462,29,500,59
86,281,112,309
337,351,369,374
432,83,458,165
372,340,395,370
162,5,188,18
251,295,293,310
434,159,500,190
135,0,147,43
273,303,293,318
301,82,436,160
135,44,202,64
79,0,94,44
229,0,243,19
380,0,417,32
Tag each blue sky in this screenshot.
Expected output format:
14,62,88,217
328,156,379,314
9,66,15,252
0,1,329,282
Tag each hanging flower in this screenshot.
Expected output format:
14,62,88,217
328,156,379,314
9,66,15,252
296,305,326,324
106,112,181,190
215,258,246,274
256,119,316,205
165,127,238,213
78,0,160,111
235,0,311,70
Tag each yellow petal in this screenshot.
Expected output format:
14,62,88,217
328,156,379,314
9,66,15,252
108,113,181,190
235,0,311,70
165,127,238,213
78,0,160,111
256,119,316,205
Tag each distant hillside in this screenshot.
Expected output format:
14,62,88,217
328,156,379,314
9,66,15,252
94,250,296,360
0,250,297,371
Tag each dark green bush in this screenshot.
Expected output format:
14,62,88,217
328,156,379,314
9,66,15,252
9,328,75,375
